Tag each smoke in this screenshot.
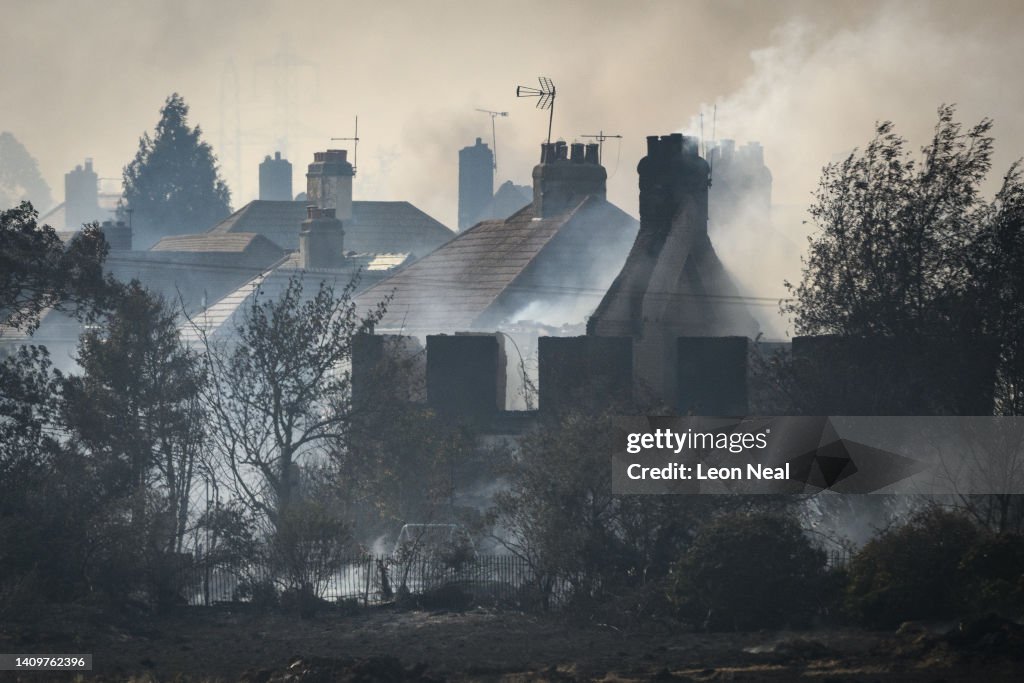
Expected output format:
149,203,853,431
683,3,1024,338
3,1,1021,238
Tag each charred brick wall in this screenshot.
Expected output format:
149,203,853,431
426,333,507,419
538,335,632,413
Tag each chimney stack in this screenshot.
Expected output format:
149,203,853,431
531,140,607,217
306,150,354,221
259,151,293,201
458,138,494,230
638,133,709,231
64,158,99,230
299,205,345,270
99,220,132,251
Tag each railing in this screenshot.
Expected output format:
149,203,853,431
175,551,852,609
176,554,563,609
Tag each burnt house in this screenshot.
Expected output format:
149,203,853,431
588,133,759,405
356,141,639,335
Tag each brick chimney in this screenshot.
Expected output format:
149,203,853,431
299,205,345,270
587,133,717,406
64,158,99,230
636,133,709,240
306,150,353,221
458,137,493,230
259,151,293,201
531,141,606,217
99,220,132,251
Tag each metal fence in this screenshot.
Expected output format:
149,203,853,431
175,550,852,609
176,554,560,608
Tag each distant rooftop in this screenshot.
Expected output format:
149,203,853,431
207,200,454,257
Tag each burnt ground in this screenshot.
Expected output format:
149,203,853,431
1,605,1022,682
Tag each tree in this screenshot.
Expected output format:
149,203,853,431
780,106,1024,532
0,132,52,211
118,93,231,247
0,202,115,334
668,513,828,630
62,281,206,555
0,343,141,603
783,105,995,339
972,162,1024,415
488,407,759,608
201,274,385,530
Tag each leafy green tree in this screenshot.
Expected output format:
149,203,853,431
0,202,115,334
118,93,231,247
0,132,52,211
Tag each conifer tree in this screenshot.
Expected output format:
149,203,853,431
119,93,231,247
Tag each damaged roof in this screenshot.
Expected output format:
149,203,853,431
357,197,639,333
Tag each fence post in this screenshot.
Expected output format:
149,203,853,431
202,551,210,607
363,556,371,606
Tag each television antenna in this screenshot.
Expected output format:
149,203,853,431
475,108,508,171
516,76,556,145
580,130,622,164
330,115,360,176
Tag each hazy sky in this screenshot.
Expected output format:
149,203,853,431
3,1,1023,248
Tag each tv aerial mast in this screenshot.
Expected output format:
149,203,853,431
580,130,622,164
475,108,508,171
516,76,556,145
330,115,360,176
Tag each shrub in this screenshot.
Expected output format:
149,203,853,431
667,513,828,631
959,532,1024,618
844,508,977,628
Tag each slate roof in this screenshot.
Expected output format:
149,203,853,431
105,251,277,318
357,197,639,334
150,233,285,259
206,200,454,256
179,254,387,344
469,181,533,225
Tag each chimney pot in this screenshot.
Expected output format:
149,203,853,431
570,143,584,163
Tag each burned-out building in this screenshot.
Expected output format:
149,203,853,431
587,133,759,406
357,140,639,335
354,130,994,426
